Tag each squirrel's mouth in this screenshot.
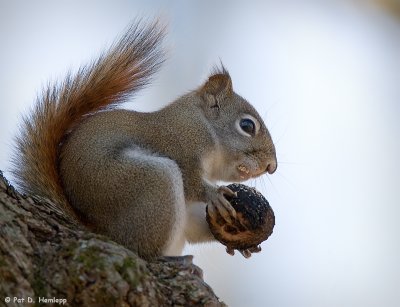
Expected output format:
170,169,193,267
237,161,268,180
237,165,251,180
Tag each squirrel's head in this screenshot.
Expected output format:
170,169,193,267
198,67,277,183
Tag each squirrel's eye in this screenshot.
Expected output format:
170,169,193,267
239,118,256,135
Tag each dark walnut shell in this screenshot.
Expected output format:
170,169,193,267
206,183,275,253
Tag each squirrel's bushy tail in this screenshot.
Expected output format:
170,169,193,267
12,20,165,218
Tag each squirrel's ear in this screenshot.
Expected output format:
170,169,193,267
199,72,233,107
203,73,233,97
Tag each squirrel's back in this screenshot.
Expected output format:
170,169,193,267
12,21,166,219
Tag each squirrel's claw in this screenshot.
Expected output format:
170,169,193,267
225,247,252,258
226,247,235,256
248,245,262,253
239,249,252,258
226,245,261,258
209,186,237,223
218,186,237,198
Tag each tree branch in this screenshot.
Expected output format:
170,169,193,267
0,171,224,306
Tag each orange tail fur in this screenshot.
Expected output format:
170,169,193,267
12,20,165,218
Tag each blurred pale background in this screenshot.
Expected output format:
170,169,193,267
1,1,399,306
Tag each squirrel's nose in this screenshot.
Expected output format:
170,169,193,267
265,159,277,174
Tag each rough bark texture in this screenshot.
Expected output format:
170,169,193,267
0,171,225,307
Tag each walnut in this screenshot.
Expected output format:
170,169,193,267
206,183,275,257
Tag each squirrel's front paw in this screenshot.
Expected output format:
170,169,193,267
206,184,275,259
206,186,237,223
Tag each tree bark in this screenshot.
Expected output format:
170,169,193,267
0,171,225,307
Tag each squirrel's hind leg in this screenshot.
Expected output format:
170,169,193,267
115,146,187,259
